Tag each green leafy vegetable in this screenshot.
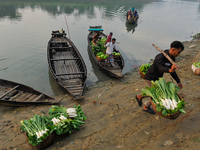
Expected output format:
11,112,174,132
139,63,151,74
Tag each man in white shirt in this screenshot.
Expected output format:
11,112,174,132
104,38,117,67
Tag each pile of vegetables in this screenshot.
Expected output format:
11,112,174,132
20,105,86,147
142,78,186,116
91,37,107,55
139,63,151,74
47,105,86,135
20,115,52,146
193,62,200,68
96,52,108,59
113,52,121,56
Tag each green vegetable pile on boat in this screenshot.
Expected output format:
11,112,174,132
96,52,108,59
193,62,200,68
139,63,151,74
91,37,107,54
113,52,121,56
142,78,186,116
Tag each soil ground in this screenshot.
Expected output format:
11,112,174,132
0,39,200,150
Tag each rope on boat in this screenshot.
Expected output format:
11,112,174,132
80,96,120,109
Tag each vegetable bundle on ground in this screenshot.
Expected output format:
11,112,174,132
47,105,87,135
139,63,151,74
20,115,52,146
20,105,86,147
142,78,186,116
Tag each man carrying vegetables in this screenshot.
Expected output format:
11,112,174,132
104,38,118,67
136,41,184,114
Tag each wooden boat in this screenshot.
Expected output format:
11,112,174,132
126,11,139,24
87,26,124,78
47,30,87,99
0,78,61,106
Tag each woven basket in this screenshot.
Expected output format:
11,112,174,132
139,69,145,79
113,55,120,59
26,133,54,150
96,56,104,62
192,52,200,75
150,95,182,120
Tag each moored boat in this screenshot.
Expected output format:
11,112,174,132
47,30,87,99
87,26,124,78
0,78,61,106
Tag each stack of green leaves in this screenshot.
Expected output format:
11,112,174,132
47,105,87,135
193,62,200,68
142,78,186,116
20,115,52,146
113,52,121,56
96,52,108,59
139,63,151,74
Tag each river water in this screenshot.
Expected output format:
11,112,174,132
0,0,199,97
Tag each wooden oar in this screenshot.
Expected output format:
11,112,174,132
64,15,73,46
152,44,175,65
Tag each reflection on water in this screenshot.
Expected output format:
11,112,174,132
125,23,138,34
0,0,200,97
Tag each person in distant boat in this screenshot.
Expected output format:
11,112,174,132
93,31,100,46
127,10,132,20
106,32,113,44
133,10,139,20
104,38,117,67
135,41,184,114
131,7,135,15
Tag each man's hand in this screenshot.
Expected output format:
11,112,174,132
178,83,183,89
169,64,178,73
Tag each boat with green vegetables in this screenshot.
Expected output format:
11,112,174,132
88,26,124,78
142,78,185,119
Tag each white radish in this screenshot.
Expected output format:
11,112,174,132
168,99,174,110
164,99,170,109
161,99,167,108
172,99,177,108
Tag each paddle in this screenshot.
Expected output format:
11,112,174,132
152,44,176,65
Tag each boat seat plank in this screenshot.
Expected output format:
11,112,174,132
51,33,66,36
32,94,44,102
0,85,19,99
20,93,33,101
14,93,29,101
50,47,72,50
9,91,24,101
26,94,38,102
50,58,79,61
56,72,85,76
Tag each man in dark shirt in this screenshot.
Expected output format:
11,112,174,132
136,41,184,114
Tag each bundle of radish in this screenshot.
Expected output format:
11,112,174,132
47,105,86,135
142,78,185,117
20,115,53,147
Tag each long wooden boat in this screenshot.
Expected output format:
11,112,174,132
47,30,87,99
87,26,124,78
0,78,61,106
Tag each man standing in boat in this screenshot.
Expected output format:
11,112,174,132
106,32,113,44
136,41,184,114
104,38,117,67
